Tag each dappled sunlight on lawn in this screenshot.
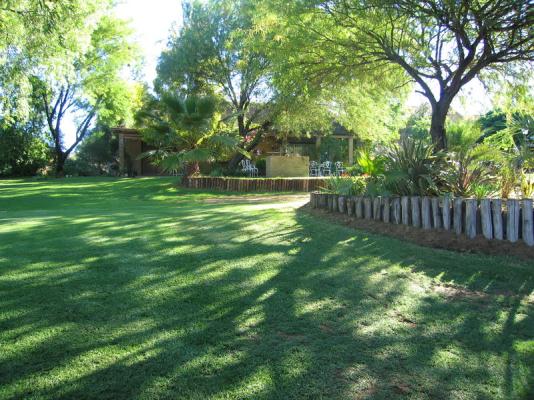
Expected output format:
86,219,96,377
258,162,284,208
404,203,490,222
0,178,533,399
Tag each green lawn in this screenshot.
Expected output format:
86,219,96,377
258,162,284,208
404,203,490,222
0,177,533,399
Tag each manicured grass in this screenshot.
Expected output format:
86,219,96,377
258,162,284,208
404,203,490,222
0,177,533,399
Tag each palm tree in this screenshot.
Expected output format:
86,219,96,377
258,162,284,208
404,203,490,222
137,92,242,176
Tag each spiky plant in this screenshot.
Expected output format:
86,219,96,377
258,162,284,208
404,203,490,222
384,138,443,196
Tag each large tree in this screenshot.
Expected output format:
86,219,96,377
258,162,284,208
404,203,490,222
258,0,534,150
0,0,108,121
33,16,139,175
157,0,272,169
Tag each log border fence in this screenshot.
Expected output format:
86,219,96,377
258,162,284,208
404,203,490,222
182,176,327,192
310,192,534,247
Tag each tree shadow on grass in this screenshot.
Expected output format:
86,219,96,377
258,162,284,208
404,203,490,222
0,188,533,399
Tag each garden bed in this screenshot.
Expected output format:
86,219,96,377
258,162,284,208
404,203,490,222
305,206,534,260
309,192,534,256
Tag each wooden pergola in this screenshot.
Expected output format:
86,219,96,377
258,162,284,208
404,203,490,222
314,122,355,165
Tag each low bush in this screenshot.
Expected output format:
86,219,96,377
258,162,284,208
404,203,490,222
383,137,443,196
321,176,367,196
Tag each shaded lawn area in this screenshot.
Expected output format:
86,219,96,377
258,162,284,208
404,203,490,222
0,177,533,400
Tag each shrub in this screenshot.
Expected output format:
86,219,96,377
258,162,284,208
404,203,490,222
0,122,50,176
384,138,442,196
355,148,386,177
442,149,495,197
472,183,498,200
63,158,102,177
321,176,367,196
521,173,534,198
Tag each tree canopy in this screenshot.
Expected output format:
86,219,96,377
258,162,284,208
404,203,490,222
0,0,113,121
256,0,534,149
157,0,273,168
33,15,141,175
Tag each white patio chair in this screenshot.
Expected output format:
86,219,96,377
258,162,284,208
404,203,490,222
240,159,258,177
309,161,319,177
335,161,346,176
320,161,332,176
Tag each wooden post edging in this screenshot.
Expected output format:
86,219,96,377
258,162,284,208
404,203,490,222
311,192,533,246
465,199,477,239
382,197,391,224
522,199,534,246
422,197,431,230
401,196,410,225
347,197,354,216
355,197,363,219
492,199,504,240
442,196,451,230
364,197,372,220
392,197,401,224
338,195,346,214
453,198,463,235
507,199,520,243
373,197,382,221
411,196,421,228
480,199,493,239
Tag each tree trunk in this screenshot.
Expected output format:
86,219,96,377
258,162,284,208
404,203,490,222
227,122,270,172
185,162,200,177
429,100,451,151
55,152,67,177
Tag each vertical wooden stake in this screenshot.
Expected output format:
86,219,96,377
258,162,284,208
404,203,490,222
431,197,441,229
373,197,382,221
506,199,520,242
422,197,431,230
480,199,493,239
522,199,533,246
382,197,390,223
346,197,354,216
453,198,463,235
401,196,410,225
442,196,451,230
364,197,372,220
355,197,363,219
411,196,421,228
465,199,477,239
492,199,503,240
392,197,401,224
338,195,346,213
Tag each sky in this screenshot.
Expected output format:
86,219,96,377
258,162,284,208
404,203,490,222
65,0,491,147
115,0,183,85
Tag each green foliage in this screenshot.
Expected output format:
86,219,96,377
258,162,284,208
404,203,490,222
483,112,534,152
446,119,483,151
384,138,442,196
355,148,386,177
137,93,240,176
399,105,431,142
253,0,407,141
75,128,118,175
256,0,533,149
520,173,534,199
0,120,50,176
442,149,495,197
0,0,112,121
471,184,497,200
157,0,271,159
321,176,367,196
32,14,140,175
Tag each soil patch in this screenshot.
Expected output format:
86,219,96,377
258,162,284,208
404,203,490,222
303,206,534,261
